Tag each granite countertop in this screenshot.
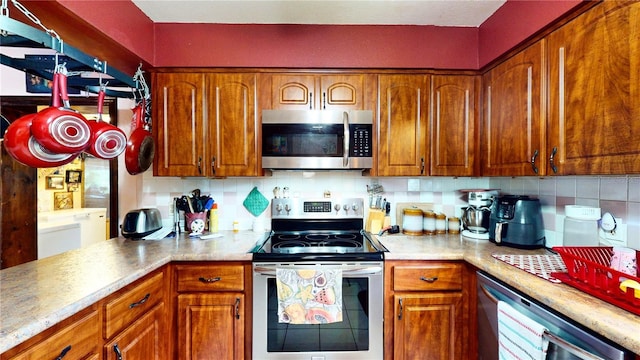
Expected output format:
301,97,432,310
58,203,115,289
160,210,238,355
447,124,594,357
1,231,639,355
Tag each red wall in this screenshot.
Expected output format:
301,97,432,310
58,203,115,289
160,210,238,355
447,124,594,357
53,0,585,70
57,0,155,64
478,0,583,68
153,24,478,69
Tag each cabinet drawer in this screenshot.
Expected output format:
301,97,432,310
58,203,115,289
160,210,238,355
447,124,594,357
176,264,245,292
104,271,165,339
6,309,100,360
393,263,462,291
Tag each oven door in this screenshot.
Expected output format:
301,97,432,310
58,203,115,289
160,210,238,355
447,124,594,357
253,262,384,360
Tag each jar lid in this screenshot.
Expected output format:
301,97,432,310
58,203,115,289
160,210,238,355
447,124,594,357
403,208,423,215
422,210,436,217
436,213,446,219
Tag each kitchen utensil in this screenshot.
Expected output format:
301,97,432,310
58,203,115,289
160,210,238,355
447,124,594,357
3,113,78,167
125,98,155,175
30,70,91,153
86,83,127,159
243,187,269,217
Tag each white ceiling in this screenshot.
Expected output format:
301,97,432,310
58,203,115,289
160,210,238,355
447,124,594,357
132,0,506,27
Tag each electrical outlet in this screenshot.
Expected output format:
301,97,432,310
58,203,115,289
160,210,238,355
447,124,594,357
599,218,627,247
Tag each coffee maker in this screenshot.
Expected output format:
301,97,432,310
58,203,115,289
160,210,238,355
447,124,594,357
489,195,545,249
460,189,499,240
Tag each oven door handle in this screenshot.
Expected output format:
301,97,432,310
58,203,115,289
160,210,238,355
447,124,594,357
254,265,383,276
343,111,349,167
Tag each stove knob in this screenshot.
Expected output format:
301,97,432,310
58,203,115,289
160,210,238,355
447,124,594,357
284,204,292,214
334,203,341,214
352,203,359,213
275,204,283,214
343,204,349,213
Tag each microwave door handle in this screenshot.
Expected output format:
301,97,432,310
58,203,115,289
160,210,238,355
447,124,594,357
343,111,349,167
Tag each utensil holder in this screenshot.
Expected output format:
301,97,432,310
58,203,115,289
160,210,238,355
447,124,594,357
185,212,207,232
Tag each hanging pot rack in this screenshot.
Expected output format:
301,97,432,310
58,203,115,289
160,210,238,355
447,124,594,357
0,0,141,98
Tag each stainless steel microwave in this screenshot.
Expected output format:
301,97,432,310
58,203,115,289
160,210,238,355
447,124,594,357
261,109,373,170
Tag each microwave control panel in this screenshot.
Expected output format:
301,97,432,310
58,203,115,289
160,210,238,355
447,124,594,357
350,124,372,157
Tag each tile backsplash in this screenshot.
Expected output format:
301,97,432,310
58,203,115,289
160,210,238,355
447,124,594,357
137,172,640,250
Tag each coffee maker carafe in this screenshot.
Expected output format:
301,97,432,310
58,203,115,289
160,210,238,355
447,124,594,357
460,190,499,240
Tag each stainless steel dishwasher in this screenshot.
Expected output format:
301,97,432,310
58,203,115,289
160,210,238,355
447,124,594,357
477,271,634,360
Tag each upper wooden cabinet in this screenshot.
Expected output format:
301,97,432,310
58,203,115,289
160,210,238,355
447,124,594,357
153,72,258,177
262,73,375,110
481,41,546,176
546,1,640,175
430,75,479,176
377,74,430,176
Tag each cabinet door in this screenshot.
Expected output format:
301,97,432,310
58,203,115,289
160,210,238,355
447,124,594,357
547,2,640,174
430,75,478,176
207,74,258,177
177,293,245,360
393,293,463,360
319,74,372,110
482,41,545,176
378,74,429,176
154,73,206,176
105,303,168,360
268,74,316,110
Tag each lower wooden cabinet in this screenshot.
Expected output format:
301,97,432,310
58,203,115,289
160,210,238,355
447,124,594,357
105,303,167,360
0,306,101,360
173,262,251,360
177,293,245,360
384,261,474,360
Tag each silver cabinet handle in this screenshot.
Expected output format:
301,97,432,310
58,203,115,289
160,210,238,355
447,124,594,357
549,147,558,174
198,276,221,283
531,149,539,174
129,293,150,309
235,297,241,319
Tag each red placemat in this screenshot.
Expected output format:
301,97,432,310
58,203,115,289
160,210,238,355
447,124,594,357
492,254,567,283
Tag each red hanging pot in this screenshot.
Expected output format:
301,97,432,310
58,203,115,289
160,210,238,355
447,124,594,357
3,113,78,168
86,87,127,159
30,71,91,153
125,99,155,175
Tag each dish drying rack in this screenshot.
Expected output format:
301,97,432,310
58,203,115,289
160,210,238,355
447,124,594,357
551,246,640,316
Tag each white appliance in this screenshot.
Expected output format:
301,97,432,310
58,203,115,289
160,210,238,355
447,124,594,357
37,208,107,259
460,189,499,240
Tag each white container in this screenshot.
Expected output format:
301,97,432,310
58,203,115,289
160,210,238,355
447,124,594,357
563,205,600,246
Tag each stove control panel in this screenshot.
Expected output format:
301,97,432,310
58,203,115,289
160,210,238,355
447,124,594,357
272,198,364,219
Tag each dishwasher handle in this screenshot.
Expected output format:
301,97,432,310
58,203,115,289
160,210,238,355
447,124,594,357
543,331,605,360
480,283,606,360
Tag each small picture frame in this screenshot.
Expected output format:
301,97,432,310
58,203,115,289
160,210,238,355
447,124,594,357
65,170,82,184
53,192,73,210
45,176,65,190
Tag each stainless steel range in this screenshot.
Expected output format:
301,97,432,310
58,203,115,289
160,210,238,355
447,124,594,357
252,197,386,360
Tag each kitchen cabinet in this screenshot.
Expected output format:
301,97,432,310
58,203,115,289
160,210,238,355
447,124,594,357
260,73,375,110
546,1,640,174
103,270,168,360
153,72,258,177
174,262,250,360
384,261,473,360
0,306,101,360
481,41,546,176
430,75,479,176
377,74,430,176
